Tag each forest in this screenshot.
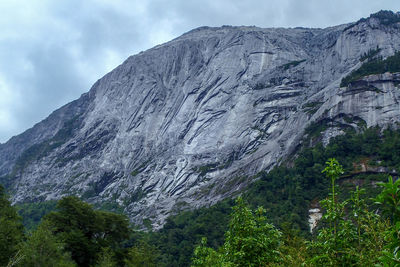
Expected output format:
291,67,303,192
1,126,400,266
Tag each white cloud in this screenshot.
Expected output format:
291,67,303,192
0,74,21,136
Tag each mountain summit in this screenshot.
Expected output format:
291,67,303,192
1,11,400,227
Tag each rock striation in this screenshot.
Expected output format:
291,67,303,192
1,11,400,228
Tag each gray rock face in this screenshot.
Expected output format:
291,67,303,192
2,12,400,228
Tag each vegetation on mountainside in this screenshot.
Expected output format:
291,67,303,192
192,197,282,266
340,51,400,87
16,200,57,230
146,126,400,266
0,186,24,266
345,10,400,31
358,10,400,26
360,46,382,62
192,159,400,266
1,126,400,266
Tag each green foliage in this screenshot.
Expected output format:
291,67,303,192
321,158,344,239
188,127,400,265
379,221,400,266
360,46,382,61
375,177,400,265
303,118,330,139
307,161,387,266
7,126,400,266
341,51,400,87
95,200,125,215
124,240,159,267
95,248,117,267
44,196,131,267
151,199,233,266
375,176,400,223
140,126,400,266
322,158,344,183
222,198,282,266
279,225,308,266
17,221,76,267
16,200,57,230
191,197,282,267
0,185,24,266
191,238,223,267
6,250,24,267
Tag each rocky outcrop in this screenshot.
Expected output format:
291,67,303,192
1,11,400,228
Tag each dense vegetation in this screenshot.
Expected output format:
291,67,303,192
140,126,400,266
16,200,57,230
1,126,400,266
1,193,159,266
0,186,24,266
340,50,400,87
192,159,400,266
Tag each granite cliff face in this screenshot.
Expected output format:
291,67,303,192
1,11,400,227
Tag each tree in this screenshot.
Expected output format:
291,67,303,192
223,198,282,266
191,237,224,267
0,185,24,266
191,197,282,266
44,196,130,267
17,221,75,267
375,176,400,223
125,240,159,267
375,176,400,265
321,158,343,235
307,159,386,266
95,248,117,267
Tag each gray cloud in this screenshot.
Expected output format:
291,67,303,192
0,0,399,142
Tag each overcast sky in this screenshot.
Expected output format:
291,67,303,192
0,0,399,143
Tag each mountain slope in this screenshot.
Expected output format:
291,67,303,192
1,11,400,227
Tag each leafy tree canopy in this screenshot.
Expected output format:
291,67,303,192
44,196,131,267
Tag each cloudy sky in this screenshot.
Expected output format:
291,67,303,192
0,0,399,143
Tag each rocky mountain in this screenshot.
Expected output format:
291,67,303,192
1,11,400,228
